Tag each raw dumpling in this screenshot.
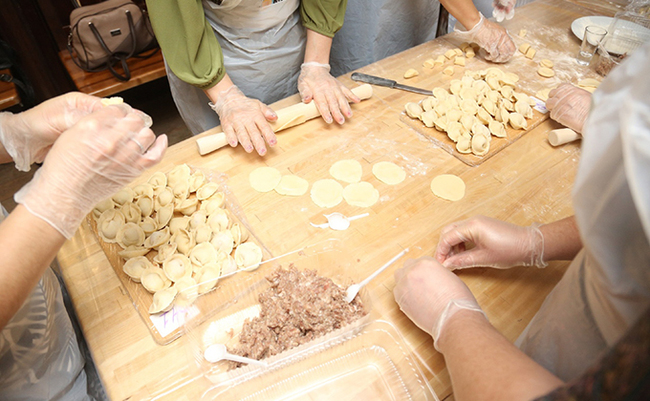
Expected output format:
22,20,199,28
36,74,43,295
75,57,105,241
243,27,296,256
123,256,154,283
149,287,178,314
163,254,192,282
235,242,263,271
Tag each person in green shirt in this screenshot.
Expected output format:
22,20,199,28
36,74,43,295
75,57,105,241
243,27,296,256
147,0,359,156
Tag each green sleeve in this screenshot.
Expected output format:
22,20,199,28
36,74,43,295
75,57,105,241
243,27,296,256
145,0,225,89
300,0,348,38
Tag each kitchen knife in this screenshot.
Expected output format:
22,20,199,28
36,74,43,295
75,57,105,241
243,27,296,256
351,72,433,96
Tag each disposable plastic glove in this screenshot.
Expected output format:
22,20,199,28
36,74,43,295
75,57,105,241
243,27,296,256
394,257,487,350
297,62,361,125
454,13,515,63
14,103,167,238
492,0,516,22
435,215,547,270
546,83,591,134
209,85,277,156
0,92,103,172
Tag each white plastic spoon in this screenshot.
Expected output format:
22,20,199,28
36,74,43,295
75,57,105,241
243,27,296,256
204,343,268,367
345,247,410,303
310,212,370,230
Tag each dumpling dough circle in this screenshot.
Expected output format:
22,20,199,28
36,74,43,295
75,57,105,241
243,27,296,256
274,174,309,196
430,174,466,201
343,181,380,207
310,179,344,208
372,162,406,185
249,167,282,192
329,159,363,183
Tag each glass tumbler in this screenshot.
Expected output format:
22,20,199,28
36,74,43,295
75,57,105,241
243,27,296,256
577,25,608,65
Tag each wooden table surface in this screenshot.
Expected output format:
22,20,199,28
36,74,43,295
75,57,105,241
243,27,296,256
57,0,614,399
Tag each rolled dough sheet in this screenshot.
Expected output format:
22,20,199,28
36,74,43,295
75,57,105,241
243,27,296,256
343,181,379,207
329,159,363,183
249,167,282,193
372,162,406,185
274,174,309,196
430,174,466,201
311,179,344,208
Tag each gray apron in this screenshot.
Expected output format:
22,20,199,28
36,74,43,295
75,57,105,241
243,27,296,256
166,0,304,135
516,42,650,381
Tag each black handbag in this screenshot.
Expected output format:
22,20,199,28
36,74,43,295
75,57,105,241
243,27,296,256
0,40,35,107
67,0,158,81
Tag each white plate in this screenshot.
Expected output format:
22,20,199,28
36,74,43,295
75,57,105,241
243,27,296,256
571,15,650,54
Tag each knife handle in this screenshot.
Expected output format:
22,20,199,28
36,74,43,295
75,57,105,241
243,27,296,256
351,72,396,88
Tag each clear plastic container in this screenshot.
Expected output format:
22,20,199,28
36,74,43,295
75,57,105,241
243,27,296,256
183,240,438,400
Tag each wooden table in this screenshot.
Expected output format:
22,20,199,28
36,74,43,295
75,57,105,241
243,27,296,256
57,0,610,399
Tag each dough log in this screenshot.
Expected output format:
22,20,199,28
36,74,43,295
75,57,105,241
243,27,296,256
196,84,374,155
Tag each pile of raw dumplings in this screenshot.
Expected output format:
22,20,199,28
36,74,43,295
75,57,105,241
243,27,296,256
92,163,263,315
404,67,536,157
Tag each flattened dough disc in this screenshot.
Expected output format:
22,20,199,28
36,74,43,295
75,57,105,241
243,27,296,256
430,174,466,201
249,167,282,193
311,179,344,208
372,162,406,185
274,174,309,196
329,159,363,183
343,181,379,207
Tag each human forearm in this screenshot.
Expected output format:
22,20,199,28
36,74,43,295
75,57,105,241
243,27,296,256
0,205,65,330
540,216,582,261
439,0,481,30
438,310,564,401
304,29,332,64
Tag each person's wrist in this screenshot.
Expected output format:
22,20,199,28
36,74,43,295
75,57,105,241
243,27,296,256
527,223,547,268
436,307,489,353
432,299,486,351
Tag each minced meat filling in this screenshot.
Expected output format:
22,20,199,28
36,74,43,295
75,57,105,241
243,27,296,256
227,265,367,366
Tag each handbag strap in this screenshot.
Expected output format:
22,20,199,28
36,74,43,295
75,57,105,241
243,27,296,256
87,9,137,81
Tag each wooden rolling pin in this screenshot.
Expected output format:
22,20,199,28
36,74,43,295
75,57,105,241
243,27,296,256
196,83,373,155
548,128,581,146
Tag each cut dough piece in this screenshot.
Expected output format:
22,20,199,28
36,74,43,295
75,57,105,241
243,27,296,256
454,56,466,66
311,179,344,208
423,58,435,69
525,47,536,59
518,43,531,54
275,174,309,196
538,67,555,77
372,162,406,185
518,29,527,38
343,181,379,207
329,159,363,183
249,166,282,192
454,48,463,56
101,97,124,106
404,68,419,79
430,174,466,201
444,49,457,59
465,49,476,59
434,55,446,66
578,78,600,88
443,66,455,76
540,59,554,68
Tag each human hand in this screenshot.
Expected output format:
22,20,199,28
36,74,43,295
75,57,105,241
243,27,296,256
492,0,516,22
14,103,167,238
546,84,591,134
209,85,277,156
435,215,547,270
297,62,361,125
0,92,103,171
394,257,486,349
454,13,515,63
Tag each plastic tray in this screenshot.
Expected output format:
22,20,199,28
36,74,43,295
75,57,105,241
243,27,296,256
182,240,437,400
89,166,271,345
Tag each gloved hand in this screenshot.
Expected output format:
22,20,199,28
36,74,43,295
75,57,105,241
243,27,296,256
209,85,277,156
454,13,516,63
394,257,487,350
492,0,516,22
435,215,547,270
297,62,361,125
546,83,591,134
0,92,103,171
14,103,167,238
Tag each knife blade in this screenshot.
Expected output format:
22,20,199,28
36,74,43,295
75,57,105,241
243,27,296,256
351,72,433,96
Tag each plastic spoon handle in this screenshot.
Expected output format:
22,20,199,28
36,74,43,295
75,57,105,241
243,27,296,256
223,352,269,367
360,248,409,288
347,212,370,222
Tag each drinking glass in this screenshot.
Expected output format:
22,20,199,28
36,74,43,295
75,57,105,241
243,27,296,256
577,25,608,65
